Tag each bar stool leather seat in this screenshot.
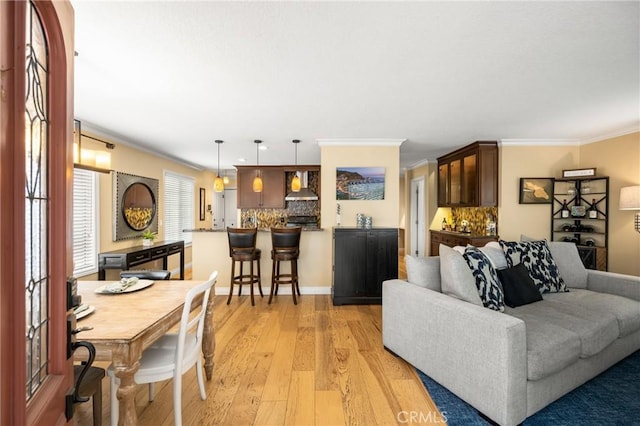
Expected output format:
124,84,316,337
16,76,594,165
227,227,262,306
269,227,302,305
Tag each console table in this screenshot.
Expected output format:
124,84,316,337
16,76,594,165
97,240,185,280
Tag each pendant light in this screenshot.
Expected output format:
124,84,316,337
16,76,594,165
214,140,225,192
253,140,263,192
291,139,301,192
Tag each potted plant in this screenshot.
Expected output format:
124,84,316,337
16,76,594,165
141,229,157,246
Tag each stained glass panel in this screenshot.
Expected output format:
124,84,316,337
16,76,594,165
25,2,49,401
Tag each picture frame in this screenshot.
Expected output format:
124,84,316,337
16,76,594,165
113,172,159,241
519,177,553,204
562,168,596,178
336,167,385,200
199,188,206,221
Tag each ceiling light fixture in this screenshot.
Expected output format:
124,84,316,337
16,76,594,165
291,139,301,192
73,119,114,174
214,140,224,192
253,140,263,192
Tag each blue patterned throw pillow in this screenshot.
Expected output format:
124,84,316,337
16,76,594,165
499,240,568,293
462,247,505,312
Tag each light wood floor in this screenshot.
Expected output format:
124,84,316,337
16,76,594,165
75,255,444,425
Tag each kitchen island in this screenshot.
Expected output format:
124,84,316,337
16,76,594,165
187,228,332,297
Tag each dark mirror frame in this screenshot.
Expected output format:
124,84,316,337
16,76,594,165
113,171,159,241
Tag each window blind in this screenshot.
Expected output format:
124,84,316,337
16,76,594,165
163,171,194,244
73,169,98,276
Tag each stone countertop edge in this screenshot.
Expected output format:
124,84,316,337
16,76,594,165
183,228,326,232
430,229,497,238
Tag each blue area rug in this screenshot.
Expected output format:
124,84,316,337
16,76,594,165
417,350,640,426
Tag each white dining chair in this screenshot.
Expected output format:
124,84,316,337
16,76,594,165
108,271,217,426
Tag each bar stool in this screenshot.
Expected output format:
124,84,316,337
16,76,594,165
227,227,263,306
269,227,302,305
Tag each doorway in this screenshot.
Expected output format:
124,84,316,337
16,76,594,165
213,189,238,229
410,177,426,257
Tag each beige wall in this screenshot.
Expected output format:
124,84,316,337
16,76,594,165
409,133,639,275
79,132,214,279
580,132,640,275
498,145,580,241
321,145,400,228
318,143,401,286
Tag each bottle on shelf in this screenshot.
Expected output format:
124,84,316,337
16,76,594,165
561,199,570,218
442,218,447,230
588,199,598,219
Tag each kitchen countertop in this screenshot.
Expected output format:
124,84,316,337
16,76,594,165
184,227,325,232
430,229,497,239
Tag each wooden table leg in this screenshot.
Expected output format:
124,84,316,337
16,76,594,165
112,342,142,426
202,290,215,380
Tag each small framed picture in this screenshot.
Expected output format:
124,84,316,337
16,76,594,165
519,177,553,204
199,188,206,221
562,168,596,178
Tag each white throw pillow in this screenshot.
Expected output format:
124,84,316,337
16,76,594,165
405,255,441,292
478,243,508,270
439,244,483,306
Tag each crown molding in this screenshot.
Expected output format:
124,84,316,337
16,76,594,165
579,125,640,145
499,138,581,146
317,138,406,147
80,120,205,171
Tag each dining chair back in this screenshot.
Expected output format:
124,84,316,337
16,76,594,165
108,271,217,426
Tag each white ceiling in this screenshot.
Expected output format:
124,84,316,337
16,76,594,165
72,1,640,172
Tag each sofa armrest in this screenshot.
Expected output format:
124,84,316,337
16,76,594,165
382,279,527,426
586,270,640,301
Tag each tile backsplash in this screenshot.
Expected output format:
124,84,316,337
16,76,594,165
451,207,498,235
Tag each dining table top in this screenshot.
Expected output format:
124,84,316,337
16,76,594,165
76,279,207,346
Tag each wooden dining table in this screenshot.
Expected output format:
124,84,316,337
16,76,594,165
75,280,215,426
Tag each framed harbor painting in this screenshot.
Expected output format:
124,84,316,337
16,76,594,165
336,167,385,200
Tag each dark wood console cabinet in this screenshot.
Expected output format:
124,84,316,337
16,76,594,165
437,141,498,207
98,240,184,280
332,227,398,305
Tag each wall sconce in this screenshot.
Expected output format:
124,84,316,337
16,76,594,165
291,139,301,192
214,140,224,193
73,119,114,173
619,185,640,233
253,140,263,192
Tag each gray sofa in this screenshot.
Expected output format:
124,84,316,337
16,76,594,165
382,241,640,426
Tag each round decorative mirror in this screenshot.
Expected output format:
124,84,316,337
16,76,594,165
122,182,156,231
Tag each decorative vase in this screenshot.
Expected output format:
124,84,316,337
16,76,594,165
142,239,153,247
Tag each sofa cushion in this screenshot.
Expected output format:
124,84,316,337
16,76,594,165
462,247,505,312
499,240,568,293
504,308,581,381
479,242,508,270
507,299,619,357
544,289,640,337
497,263,543,308
439,244,483,307
547,242,588,289
405,255,441,292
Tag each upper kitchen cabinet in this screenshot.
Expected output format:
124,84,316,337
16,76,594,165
437,141,498,207
236,166,286,209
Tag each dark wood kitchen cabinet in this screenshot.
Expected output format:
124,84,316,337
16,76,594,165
437,141,498,207
236,166,285,208
332,227,398,305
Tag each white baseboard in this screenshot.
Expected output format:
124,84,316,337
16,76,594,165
214,286,331,296
170,262,191,279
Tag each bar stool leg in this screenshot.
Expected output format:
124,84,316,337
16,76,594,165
256,257,263,297
291,259,298,305
249,260,255,306
238,262,244,296
227,260,236,305
269,258,276,304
